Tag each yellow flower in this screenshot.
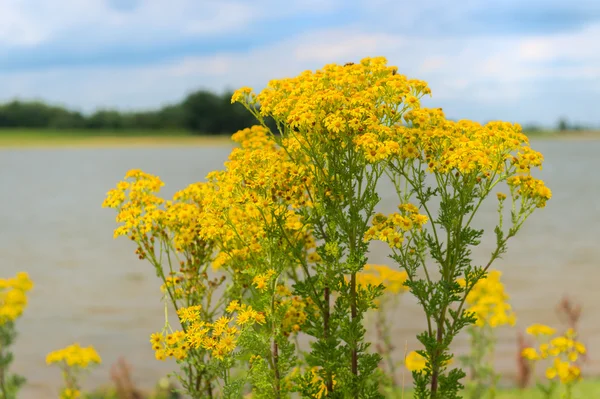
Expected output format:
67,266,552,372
60,388,81,399
176,305,201,324
252,269,276,291
354,264,409,294
521,347,539,360
405,351,427,372
46,343,101,368
226,300,240,313
526,323,555,337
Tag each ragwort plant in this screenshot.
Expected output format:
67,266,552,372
234,57,431,398
234,56,551,398
373,109,548,398
356,265,409,388
106,56,550,398
105,128,319,398
46,343,102,399
0,272,33,399
355,102,550,398
521,324,586,399
458,270,516,399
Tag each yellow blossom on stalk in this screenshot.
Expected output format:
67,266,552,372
177,305,202,323
405,351,427,372
278,292,308,336
151,303,270,362
522,325,586,385
307,367,337,399
60,388,81,399
355,264,409,294
47,343,101,399
0,272,34,325
46,343,102,368
234,57,431,153
226,300,240,313
458,270,516,328
405,351,453,372
102,169,166,239
522,347,539,360
253,269,276,291
363,206,428,247
526,323,556,337
507,175,552,208
194,125,314,279
545,357,581,384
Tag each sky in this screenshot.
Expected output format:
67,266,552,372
0,0,599,127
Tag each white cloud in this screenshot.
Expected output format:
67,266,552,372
0,22,599,124
292,30,403,62
518,23,600,63
0,0,346,49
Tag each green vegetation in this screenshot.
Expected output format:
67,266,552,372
0,90,260,134
385,379,600,398
82,378,600,398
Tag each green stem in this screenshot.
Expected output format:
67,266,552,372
350,272,358,390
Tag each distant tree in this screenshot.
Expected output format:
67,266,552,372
0,90,286,134
557,118,569,132
180,90,223,134
86,110,125,129
523,123,542,132
181,90,256,134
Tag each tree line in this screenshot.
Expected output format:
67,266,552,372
0,90,263,135
0,90,592,135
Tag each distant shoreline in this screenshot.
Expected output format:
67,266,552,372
0,129,598,149
0,129,234,149
526,130,600,141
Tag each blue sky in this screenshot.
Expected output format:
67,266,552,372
1,0,599,127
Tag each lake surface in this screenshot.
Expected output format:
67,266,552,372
1,140,599,398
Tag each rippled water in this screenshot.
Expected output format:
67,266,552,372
2,140,599,398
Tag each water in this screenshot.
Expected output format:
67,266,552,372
1,140,599,397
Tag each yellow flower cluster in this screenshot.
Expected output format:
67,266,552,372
46,343,102,368
198,125,314,273
253,269,276,291
392,109,542,177
275,285,308,336
507,175,552,208
0,272,33,325
458,270,516,328
103,169,165,239
308,367,337,399
526,323,556,337
234,57,430,149
160,275,185,298
354,133,401,163
152,302,266,361
364,204,428,248
355,264,409,294
405,351,453,372
103,169,216,255
59,388,81,399
522,326,586,384
233,56,549,207
405,351,427,372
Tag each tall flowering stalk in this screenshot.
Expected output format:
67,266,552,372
521,325,586,399
458,270,516,399
105,128,318,397
234,57,430,398
360,102,550,398
105,56,550,398
46,343,102,399
0,272,33,399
